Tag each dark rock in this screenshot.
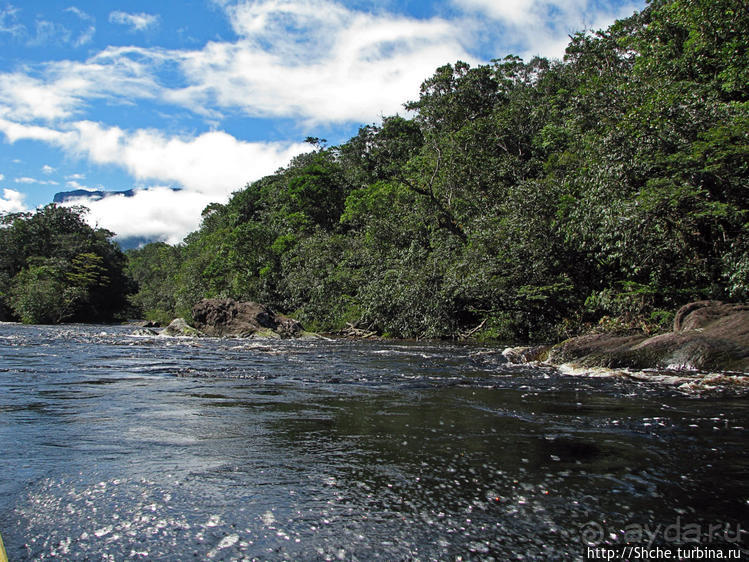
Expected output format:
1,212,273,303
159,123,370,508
548,301,749,372
191,298,307,338
673,300,749,334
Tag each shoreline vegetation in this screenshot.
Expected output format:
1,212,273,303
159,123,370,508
142,298,749,376
1,0,747,374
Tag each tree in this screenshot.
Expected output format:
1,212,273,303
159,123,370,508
0,205,133,323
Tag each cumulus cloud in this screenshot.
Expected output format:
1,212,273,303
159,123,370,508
0,188,27,213
109,11,159,32
42,164,55,174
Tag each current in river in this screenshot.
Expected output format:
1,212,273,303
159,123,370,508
0,323,747,560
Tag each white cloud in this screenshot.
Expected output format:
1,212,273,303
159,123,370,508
169,0,476,124
14,176,59,185
0,118,71,143
0,118,309,196
66,187,214,244
73,24,95,47
0,188,28,213
42,164,55,174
452,0,643,58
0,173,4,181
0,118,311,241
65,180,89,189
65,173,86,180
109,11,159,32
0,1,475,126
14,177,37,184
0,5,24,38
16,7,96,49
0,73,78,121
0,52,161,122
28,19,71,46
63,121,310,197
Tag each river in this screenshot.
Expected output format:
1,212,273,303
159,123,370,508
0,323,747,560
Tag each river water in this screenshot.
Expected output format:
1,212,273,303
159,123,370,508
0,323,747,560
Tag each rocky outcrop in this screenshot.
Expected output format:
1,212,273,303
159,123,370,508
190,298,313,339
545,301,749,372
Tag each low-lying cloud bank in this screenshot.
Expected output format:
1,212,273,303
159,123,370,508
0,117,311,242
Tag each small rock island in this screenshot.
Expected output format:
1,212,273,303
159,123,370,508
159,298,319,339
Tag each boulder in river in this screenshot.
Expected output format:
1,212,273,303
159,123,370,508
502,345,551,363
191,298,314,339
546,301,749,372
163,318,204,337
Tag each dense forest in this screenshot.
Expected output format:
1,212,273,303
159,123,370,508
0,205,132,323
3,0,748,342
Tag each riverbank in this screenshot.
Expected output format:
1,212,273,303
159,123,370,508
133,299,749,377
502,302,749,387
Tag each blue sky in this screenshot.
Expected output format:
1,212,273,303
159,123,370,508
0,0,645,244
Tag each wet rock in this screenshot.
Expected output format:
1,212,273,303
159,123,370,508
673,300,749,333
547,301,749,372
163,318,204,337
502,345,551,363
191,298,309,339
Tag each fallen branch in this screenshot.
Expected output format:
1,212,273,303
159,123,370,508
460,318,487,340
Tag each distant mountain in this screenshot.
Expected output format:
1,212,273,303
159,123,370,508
53,189,135,203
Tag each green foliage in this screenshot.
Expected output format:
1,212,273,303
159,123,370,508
0,205,133,323
9,261,73,324
124,0,749,342
125,242,182,321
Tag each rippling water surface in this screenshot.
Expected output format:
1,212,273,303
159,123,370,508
0,323,747,560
